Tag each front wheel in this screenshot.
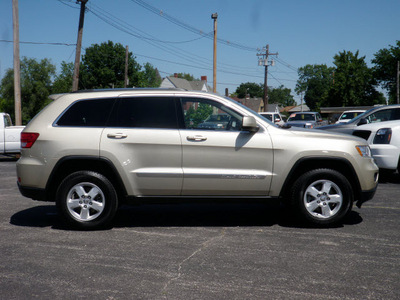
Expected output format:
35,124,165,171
56,171,118,230
290,169,353,226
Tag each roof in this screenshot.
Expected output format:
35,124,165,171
231,97,262,112
160,76,211,92
287,104,310,112
320,106,374,114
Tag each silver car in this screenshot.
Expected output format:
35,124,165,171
17,89,379,229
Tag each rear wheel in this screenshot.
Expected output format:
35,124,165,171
56,171,118,230
290,169,353,225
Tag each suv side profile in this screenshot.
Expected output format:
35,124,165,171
17,89,379,229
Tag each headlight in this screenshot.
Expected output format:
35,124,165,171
373,128,392,144
355,145,372,157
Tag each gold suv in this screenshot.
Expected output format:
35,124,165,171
17,89,379,229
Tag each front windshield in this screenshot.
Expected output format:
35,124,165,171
346,108,375,124
287,113,315,121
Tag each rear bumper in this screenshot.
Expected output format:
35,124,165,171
17,182,47,201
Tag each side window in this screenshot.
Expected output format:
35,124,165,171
368,109,400,123
109,97,178,129
4,115,12,127
181,98,243,131
56,98,115,127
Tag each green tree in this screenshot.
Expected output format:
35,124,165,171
295,64,334,110
268,85,296,106
52,61,74,93
372,41,400,104
184,103,213,127
79,41,142,89
0,57,55,123
137,63,162,87
175,73,198,81
327,50,385,106
235,82,263,98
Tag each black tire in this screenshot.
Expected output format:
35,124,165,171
290,168,353,226
56,171,118,230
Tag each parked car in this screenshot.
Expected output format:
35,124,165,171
17,89,378,229
319,105,400,134
336,110,366,124
259,112,285,126
197,113,231,129
1,112,25,155
286,112,327,128
351,120,400,173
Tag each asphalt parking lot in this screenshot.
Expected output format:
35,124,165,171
1,157,399,299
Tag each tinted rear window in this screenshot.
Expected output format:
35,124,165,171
56,98,115,127
108,97,178,129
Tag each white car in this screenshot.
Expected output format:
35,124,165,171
259,112,285,126
352,120,400,172
336,110,366,124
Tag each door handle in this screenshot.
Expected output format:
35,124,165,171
107,133,128,139
187,135,207,141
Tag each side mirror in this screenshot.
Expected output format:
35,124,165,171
242,116,259,132
274,117,281,123
357,118,368,126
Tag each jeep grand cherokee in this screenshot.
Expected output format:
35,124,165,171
17,89,379,229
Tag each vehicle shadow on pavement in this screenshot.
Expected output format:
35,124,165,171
0,156,19,162
9,201,363,230
10,205,60,228
378,171,400,184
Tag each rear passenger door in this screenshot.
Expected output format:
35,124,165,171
100,96,183,196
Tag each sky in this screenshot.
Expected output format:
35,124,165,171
0,0,399,103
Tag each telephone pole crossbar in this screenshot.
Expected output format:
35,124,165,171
257,44,278,112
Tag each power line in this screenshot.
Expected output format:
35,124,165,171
129,0,258,52
86,3,262,75
56,0,298,88
0,39,76,46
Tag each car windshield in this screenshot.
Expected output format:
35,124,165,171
346,108,375,124
260,114,273,121
340,112,363,120
288,113,315,121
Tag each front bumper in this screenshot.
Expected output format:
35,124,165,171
356,181,378,208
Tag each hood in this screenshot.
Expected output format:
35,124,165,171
285,126,365,142
317,122,356,134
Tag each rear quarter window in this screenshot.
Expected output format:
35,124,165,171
55,98,115,127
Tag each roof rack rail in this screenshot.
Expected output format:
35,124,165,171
71,87,188,93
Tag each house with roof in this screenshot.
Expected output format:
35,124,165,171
160,74,212,92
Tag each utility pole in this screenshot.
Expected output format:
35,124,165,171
72,0,88,92
257,44,278,112
211,13,218,93
124,45,129,88
397,61,399,104
12,0,21,125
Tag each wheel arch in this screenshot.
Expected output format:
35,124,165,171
45,156,127,202
280,157,362,201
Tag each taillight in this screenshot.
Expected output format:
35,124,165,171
21,132,40,148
